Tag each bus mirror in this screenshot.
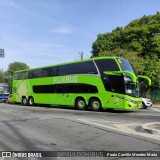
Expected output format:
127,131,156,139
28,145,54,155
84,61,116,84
137,75,151,86
103,71,137,83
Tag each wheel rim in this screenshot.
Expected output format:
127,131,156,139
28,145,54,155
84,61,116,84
29,98,33,105
78,100,85,109
92,101,100,110
22,98,27,105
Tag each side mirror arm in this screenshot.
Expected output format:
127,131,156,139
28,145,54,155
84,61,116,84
103,71,137,82
137,75,151,86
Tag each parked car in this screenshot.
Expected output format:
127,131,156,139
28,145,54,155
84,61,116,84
7,94,12,104
142,98,152,109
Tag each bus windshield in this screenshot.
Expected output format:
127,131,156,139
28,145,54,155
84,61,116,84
124,76,140,97
0,86,10,94
119,58,135,74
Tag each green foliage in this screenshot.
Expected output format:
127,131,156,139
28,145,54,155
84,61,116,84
143,56,160,88
5,62,29,85
6,62,29,76
92,12,160,88
92,12,160,58
0,70,5,83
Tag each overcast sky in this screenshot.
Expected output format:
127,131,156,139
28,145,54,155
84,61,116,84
0,0,160,71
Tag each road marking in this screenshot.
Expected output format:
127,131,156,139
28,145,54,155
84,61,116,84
78,119,121,130
134,113,160,116
77,119,160,141
149,108,160,112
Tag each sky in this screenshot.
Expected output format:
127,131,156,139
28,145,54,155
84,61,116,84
0,0,160,71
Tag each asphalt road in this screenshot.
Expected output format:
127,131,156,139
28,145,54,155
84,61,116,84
0,102,160,160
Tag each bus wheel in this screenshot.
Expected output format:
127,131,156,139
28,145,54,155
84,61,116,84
75,98,86,110
90,99,102,111
141,102,147,109
28,97,34,106
21,97,28,106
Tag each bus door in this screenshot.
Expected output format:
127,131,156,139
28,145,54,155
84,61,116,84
102,74,125,109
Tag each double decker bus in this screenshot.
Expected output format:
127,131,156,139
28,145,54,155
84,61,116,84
0,83,10,102
12,57,151,111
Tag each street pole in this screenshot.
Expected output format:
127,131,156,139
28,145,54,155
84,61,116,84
0,49,5,58
80,52,83,60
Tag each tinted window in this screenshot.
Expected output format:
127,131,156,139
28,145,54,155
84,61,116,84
119,59,135,73
13,73,18,80
95,59,119,73
58,61,98,76
41,67,57,77
21,71,28,79
102,75,125,94
33,84,98,94
25,67,57,79
13,72,23,80
14,61,97,80
33,85,56,93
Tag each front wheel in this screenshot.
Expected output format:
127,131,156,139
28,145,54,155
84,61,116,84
90,99,102,111
75,98,86,110
141,103,147,109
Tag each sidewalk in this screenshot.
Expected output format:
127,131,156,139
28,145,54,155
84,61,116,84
139,104,160,134
152,104,160,108
141,122,160,134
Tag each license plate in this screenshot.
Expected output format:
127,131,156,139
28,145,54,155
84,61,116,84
0,95,8,99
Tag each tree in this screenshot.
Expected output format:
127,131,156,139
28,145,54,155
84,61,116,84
5,62,29,85
91,12,160,88
0,69,5,83
143,56,160,88
92,12,160,58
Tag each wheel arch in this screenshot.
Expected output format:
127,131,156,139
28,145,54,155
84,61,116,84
22,95,27,100
75,96,87,106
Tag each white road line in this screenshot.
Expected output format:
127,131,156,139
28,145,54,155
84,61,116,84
78,119,123,123
134,113,160,116
77,119,160,141
149,108,160,112
78,119,119,130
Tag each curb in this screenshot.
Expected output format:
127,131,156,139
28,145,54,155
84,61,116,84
152,105,160,108
141,122,160,134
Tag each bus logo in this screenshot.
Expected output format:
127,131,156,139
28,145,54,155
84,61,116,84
54,75,78,84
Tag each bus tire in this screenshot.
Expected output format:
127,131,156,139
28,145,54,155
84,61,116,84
75,98,86,110
21,97,28,106
141,102,147,109
90,99,102,111
28,97,34,106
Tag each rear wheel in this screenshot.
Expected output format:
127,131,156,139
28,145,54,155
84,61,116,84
28,97,34,106
90,99,102,111
75,98,86,110
21,97,28,106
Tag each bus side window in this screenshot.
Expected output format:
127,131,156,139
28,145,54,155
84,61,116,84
52,67,57,76
55,84,66,93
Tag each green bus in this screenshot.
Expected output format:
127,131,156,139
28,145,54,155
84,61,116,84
12,57,151,111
